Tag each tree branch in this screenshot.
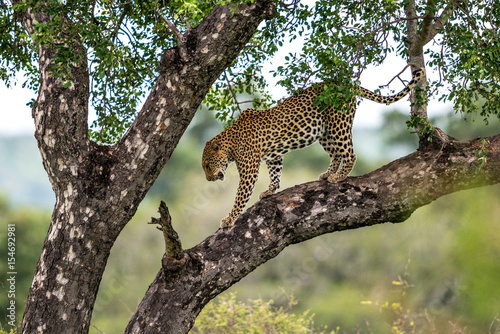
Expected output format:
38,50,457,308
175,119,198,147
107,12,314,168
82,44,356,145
423,0,459,45
126,133,500,333
404,0,429,143
224,69,242,116
404,0,459,146
413,0,435,53
410,0,459,54
379,64,411,89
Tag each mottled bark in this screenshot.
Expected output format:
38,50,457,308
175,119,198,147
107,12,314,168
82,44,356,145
127,133,500,334
16,1,276,333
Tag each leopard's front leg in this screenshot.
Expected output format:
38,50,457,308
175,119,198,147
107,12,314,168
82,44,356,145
259,156,283,199
221,159,260,228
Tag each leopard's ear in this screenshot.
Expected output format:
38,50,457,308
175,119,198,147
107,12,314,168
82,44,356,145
212,141,219,151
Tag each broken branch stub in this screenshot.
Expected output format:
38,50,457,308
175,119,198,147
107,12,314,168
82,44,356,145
149,201,188,273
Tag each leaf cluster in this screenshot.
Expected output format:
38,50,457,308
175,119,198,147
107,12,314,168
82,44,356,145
77,0,211,143
0,1,38,90
474,138,489,170
274,0,404,90
273,0,500,126
202,35,275,125
269,0,409,113
202,0,302,124
427,0,500,124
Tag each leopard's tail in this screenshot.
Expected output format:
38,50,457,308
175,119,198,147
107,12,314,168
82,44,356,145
357,68,425,105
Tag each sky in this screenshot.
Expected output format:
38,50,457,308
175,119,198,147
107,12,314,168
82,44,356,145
0,81,37,136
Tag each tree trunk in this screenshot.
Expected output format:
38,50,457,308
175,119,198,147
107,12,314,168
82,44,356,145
126,134,500,333
16,1,275,333
404,0,460,145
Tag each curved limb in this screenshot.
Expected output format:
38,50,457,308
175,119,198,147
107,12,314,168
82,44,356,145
260,156,283,199
318,114,356,183
221,158,260,228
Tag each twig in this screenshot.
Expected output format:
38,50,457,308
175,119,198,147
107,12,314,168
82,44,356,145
90,325,105,334
488,315,499,334
111,6,128,44
159,14,188,62
379,64,411,89
224,70,242,117
236,100,263,105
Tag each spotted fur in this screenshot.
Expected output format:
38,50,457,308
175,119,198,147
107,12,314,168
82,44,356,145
203,68,425,228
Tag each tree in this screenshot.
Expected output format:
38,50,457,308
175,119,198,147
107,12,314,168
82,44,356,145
0,0,499,333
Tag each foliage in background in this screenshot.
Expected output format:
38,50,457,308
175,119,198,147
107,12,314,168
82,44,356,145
0,1,37,89
0,329,16,334
192,293,335,334
2,0,498,143
429,1,500,122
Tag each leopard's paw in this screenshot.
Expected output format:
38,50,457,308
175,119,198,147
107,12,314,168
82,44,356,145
220,216,235,228
327,173,346,183
259,189,275,200
319,171,331,181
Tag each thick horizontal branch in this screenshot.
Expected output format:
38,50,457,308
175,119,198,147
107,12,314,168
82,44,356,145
127,133,500,333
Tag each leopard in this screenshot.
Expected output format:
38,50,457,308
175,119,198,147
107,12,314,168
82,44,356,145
202,68,424,228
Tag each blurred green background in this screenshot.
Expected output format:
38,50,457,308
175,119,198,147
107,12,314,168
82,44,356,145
1,106,499,333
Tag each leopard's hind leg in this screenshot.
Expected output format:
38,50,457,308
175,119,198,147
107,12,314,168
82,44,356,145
319,109,357,183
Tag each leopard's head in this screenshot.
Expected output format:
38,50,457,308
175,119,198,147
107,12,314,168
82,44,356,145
202,138,229,181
